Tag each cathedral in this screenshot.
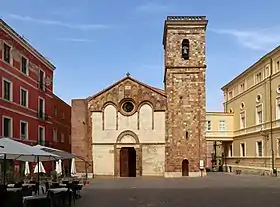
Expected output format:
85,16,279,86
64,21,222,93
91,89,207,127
71,16,208,177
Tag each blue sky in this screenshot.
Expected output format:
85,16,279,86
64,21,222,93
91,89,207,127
1,0,280,111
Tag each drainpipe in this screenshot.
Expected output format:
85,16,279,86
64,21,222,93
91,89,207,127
269,57,276,176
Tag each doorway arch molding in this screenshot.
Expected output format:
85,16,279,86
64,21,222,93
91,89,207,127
116,130,140,144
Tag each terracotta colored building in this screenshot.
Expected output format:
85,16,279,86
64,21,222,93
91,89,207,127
0,19,71,174
71,16,208,178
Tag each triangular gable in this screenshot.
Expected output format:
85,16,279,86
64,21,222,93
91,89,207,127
87,75,166,101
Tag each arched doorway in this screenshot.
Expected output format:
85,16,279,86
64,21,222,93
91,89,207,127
120,147,136,177
182,159,189,176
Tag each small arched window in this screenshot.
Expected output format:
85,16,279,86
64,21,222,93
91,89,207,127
182,39,190,60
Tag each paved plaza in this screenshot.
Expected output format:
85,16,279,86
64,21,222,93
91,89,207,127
76,173,280,206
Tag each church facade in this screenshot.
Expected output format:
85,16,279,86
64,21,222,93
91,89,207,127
71,16,208,177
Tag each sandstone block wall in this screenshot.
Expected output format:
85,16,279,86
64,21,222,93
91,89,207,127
71,99,93,174
164,17,207,175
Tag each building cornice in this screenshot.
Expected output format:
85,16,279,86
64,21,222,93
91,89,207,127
221,45,280,91
0,19,55,70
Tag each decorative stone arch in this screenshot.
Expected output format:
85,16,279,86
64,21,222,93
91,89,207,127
116,130,140,144
137,101,154,130
137,101,154,112
102,101,118,130
102,101,118,111
115,130,142,177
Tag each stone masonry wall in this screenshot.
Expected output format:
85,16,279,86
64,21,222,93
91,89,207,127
164,18,207,174
71,99,93,174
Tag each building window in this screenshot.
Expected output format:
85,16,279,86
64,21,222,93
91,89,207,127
62,112,65,120
240,111,246,129
2,79,12,101
277,61,280,72
256,94,261,103
265,66,270,78
219,120,226,131
205,120,211,131
20,121,28,140
276,98,280,120
38,97,45,119
38,126,45,144
240,83,245,93
53,128,57,142
278,139,280,157
228,144,233,157
240,102,245,110
61,133,65,143
53,107,57,116
2,116,12,137
240,143,245,157
257,141,263,157
256,104,263,124
21,56,28,75
3,43,11,64
20,87,28,107
255,72,262,84
228,91,233,99
38,70,45,91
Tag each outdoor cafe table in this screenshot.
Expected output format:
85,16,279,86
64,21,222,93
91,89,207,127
22,195,49,207
7,188,22,192
49,187,71,193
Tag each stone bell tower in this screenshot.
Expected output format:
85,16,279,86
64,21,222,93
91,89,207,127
163,16,208,177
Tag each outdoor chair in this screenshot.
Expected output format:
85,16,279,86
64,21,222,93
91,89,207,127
6,190,22,207
0,185,7,207
50,182,60,189
21,186,33,197
14,182,23,188
22,195,50,207
62,180,69,185
66,183,76,204
45,182,50,191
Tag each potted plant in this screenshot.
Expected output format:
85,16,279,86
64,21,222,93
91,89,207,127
50,170,58,182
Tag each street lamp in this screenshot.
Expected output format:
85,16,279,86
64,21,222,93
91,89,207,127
260,128,276,176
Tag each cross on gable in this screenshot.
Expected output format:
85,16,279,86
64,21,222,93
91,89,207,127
126,72,130,77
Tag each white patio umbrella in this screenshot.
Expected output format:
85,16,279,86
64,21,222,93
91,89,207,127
71,158,76,176
0,138,60,162
55,159,62,176
0,137,60,184
33,144,81,160
34,162,46,174
24,162,30,176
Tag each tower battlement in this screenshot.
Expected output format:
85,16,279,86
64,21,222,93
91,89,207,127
167,16,206,21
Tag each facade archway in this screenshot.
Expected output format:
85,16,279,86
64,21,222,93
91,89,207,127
116,130,139,144
120,147,136,177
182,159,189,176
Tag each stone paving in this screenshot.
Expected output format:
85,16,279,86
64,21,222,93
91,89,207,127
76,173,280,206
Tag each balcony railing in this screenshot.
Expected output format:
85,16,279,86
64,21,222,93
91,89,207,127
38,81,46,91
37,111,48,120
234,119,280,136
205,130,234,141
37,139,50,147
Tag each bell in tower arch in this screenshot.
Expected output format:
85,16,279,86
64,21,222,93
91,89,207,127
182,39,189,60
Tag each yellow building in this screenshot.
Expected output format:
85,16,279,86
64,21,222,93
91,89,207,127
206,46,280,175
